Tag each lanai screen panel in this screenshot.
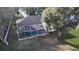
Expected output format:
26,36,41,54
17,24,47,40
18,25,31,39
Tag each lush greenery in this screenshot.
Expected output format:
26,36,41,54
41,8,70,41
41,7,79,42
64,28,79,46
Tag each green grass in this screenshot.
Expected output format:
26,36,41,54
65,28,79,46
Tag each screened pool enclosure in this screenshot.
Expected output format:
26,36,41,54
17,24,47,40
16,16,48,40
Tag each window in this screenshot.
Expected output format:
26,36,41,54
25,26,31,32
18,27,21,32
31,25,37,31
18,26,25,32
21,26,25,32
37,24,45,30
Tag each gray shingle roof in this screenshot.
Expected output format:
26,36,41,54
16,16,41,27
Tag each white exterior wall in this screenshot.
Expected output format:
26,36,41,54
42,21,55,32
42,22,47,31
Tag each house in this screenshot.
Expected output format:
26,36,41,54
16,16,48,40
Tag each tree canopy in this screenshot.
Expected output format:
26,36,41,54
19,7,46,15
41,7,79,41
0,7,18,39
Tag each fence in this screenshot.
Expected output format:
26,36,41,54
3,20,12,45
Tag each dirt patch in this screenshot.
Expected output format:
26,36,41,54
56,44,77,51
17,33,77,51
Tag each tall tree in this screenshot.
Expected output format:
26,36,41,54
41,7,72,41
0,7,18,40
20,7,46,15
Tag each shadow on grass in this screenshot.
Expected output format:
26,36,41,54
63,33,79,48
64,33,77,40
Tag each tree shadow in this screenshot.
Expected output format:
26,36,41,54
64,33,77,40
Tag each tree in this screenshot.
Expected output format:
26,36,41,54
19,7,46,15
0,7,18,41
41,7,71,41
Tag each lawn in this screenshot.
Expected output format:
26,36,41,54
64,28,79,46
